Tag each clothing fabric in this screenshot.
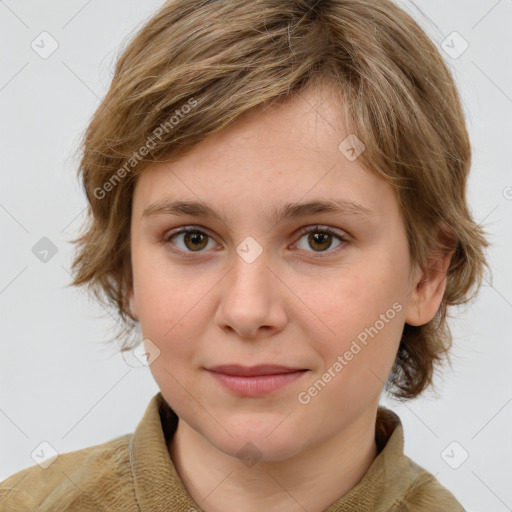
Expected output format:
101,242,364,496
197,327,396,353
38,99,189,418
0,392,465,511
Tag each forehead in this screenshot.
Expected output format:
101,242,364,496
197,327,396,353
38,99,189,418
132,85,397,222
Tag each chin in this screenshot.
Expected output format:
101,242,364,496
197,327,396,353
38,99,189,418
204,419,309,464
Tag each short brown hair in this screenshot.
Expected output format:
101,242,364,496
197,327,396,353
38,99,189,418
69,0,491,400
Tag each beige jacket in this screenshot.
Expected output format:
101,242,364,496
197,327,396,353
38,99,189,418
0,392,465,511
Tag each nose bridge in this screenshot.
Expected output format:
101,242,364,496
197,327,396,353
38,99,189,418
229,237,271,295
214,236,287,337
235,234,266,269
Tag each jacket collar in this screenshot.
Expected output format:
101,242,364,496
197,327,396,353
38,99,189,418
129,392,198,510
129,392,416,511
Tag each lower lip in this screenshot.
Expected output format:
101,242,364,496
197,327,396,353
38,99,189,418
208,370,307,397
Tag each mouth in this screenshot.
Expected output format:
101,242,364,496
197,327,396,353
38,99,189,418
205,364,309,396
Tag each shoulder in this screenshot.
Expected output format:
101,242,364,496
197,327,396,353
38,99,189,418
0,433,134,512
391,458,466,512
371,409,466,512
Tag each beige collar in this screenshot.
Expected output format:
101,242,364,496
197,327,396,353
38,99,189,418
129,392,417,512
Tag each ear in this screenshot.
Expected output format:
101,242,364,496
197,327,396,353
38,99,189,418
404,225,456,327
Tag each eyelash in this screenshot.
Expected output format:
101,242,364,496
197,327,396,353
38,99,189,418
162,225,349,260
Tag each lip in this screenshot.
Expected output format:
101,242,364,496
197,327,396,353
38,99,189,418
207,364,306,376
206,365,308,397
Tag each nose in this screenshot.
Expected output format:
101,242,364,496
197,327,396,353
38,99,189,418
214,246,288,339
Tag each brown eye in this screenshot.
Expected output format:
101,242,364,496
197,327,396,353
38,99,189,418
182,231,208,251
294,226,348,256
165,228,217,253
307,231,334,251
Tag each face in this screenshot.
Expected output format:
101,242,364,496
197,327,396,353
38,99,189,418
128,84,424,461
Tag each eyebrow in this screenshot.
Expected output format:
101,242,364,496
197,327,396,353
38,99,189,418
142,197,375,225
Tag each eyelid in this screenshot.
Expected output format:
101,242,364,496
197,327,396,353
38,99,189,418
294,224,348,240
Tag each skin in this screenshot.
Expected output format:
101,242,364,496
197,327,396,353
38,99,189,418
128,83,453,512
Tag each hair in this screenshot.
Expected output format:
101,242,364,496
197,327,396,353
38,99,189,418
69,0,491,400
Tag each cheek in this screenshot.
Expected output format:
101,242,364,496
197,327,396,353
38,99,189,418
132,292,202,390
295,259,406,377
132,249,210,338
140,308,215,430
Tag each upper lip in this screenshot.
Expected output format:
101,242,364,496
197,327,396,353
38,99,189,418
206,365,307,376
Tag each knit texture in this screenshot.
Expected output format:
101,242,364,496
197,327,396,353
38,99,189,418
0,393,466,511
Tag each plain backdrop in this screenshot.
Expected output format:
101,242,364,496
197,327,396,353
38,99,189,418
1,1,511,510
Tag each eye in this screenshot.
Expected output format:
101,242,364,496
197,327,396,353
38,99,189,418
293,225,348,257
163,224,349,259
164,227,219,256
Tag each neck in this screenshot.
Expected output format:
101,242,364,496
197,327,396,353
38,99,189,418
168,405,379,512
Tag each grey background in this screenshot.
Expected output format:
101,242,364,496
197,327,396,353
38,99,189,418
1,1,511,510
